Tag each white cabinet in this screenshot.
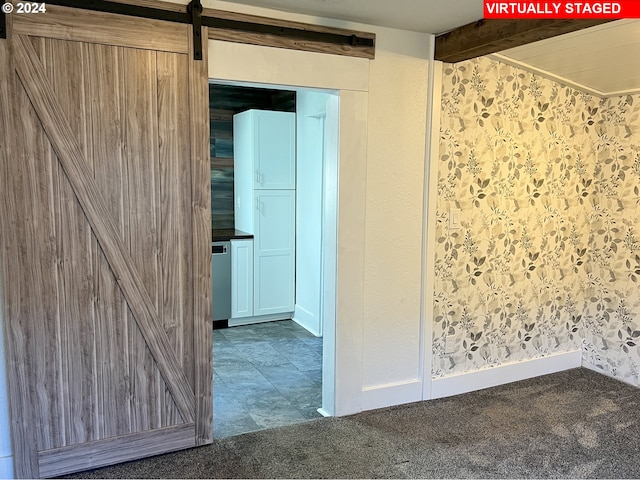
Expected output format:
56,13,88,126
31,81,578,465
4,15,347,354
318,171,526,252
233,109,296,323
233,109,295,191
231,239,253,319
253,190,295,316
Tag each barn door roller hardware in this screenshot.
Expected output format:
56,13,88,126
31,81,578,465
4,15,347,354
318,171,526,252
18,0,374,59
188,0,203,61
1,8,6,39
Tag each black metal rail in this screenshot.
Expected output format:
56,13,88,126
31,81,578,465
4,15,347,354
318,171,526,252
9,0,374,57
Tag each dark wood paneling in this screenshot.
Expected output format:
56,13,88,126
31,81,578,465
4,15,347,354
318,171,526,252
210,85,296,114
209,85,296,230
435,18,614,63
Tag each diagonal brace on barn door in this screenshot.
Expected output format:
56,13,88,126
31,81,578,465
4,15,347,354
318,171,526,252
12,34,196,424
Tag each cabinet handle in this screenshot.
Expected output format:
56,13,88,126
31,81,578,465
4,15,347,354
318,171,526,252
255,170,260,184
255,198,261,213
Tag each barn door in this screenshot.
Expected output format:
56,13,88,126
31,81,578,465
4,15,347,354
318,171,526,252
0,6,211,478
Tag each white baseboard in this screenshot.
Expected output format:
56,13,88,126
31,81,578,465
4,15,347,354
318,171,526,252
292,305,321,337
0,455,13,479
228,313,292,327
431,350,583,400
316,408,332,417
582,360,640,388
361,380,423,411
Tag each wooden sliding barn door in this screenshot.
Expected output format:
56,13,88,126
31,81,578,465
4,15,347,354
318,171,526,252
0,6,211,478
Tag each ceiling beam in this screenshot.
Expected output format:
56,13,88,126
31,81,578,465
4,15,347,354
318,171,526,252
435,18,615,63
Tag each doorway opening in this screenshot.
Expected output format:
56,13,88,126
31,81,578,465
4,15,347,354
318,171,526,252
209,81,339,438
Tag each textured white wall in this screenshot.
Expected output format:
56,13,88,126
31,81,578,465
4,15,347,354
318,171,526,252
362,28,429,391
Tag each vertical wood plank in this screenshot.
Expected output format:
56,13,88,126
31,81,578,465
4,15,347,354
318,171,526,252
157,50,193,424
44,37,97,447
25,80,62,453
190,26,214,445
121,47,162,432
85,42,132,439
0,19,41,479
23,36,64,453
8,80,42,477
32,37,73,451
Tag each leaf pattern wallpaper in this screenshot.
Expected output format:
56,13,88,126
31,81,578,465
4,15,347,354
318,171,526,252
435,57,640,386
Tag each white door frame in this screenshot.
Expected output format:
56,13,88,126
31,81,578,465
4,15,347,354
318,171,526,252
208,40,370,416
421,35,440,401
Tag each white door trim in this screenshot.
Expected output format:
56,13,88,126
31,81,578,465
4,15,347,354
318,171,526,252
208,39,369,416
421,35,441,400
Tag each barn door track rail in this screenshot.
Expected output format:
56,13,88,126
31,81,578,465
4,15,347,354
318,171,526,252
1,0,375,58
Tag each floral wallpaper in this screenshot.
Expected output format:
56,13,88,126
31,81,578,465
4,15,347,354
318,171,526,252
434,57,640,386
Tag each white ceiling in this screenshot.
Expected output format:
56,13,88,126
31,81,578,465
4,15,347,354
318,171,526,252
495,20,640,97
215,0,640,98
214,0,484,34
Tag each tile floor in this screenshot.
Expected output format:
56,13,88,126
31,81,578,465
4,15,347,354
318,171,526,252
213,320,323,438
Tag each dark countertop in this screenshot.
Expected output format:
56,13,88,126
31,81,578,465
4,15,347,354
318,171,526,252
212,229,254,242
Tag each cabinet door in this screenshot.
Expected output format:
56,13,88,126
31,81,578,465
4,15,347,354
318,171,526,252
231,239,254,319
254,111,296,190
254,190,295,316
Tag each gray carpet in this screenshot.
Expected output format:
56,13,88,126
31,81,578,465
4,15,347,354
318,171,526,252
67,368,640,479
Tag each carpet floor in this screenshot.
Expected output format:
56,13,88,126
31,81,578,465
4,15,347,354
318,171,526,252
66,368,639,479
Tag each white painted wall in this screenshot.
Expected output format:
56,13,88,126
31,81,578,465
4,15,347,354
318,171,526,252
0,268,13,479
294,91,328,337
207,0,432,412
361,26,430,407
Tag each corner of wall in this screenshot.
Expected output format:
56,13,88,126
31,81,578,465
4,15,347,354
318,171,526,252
432,55,640,393
0,267,14,478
